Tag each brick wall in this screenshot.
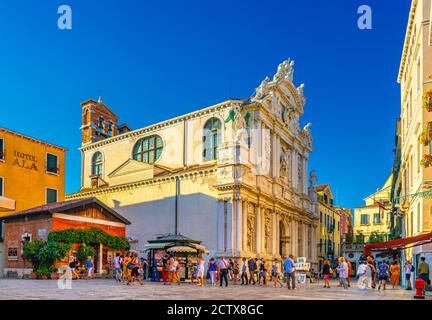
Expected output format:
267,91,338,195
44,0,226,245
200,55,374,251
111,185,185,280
4,215,52,269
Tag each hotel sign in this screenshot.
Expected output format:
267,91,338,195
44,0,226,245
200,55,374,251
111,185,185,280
12,151,38,171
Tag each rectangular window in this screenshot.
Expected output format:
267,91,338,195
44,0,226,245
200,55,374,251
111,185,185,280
107,122,113,137
46,188,58,204
46,153,59,174
0,138,4,160
7,247,18,261
373,213,381,224
319,239,322,253
361,214,369,225
0,221,4,242
320,212,322,224
0,176,3,197
98,117,104,133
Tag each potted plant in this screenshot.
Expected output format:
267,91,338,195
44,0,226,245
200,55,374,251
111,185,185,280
423,91,432,112
419,130,429,146
420,154,432,168
22,240,45,280
36,265,52,280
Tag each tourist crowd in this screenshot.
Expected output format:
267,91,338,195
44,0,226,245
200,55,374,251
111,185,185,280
68,251,431,293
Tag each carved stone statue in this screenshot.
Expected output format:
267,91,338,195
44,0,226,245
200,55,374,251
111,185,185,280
247,204,255,251
284,59,295,80
255,76,270,99
297,83,305,101
302,122,312,147
264,211,271,251
308,170,318,203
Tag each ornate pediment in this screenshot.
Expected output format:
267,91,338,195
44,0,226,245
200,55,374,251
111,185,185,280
107,159,170,186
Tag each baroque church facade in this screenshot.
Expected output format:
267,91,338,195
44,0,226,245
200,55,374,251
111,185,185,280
66,59,319,265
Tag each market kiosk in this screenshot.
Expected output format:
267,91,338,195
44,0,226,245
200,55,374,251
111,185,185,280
142,234,208,281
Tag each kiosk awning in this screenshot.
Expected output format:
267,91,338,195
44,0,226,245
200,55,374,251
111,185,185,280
364,232,432,256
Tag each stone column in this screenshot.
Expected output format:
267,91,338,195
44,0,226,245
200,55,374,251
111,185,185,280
235,198,242,256
303,157,308,195
291,219,298,257
216,200,225,254
292,151,297,190
98,243,103,274
302,223,308,258
226,200,234,256
256,205,262,255
271,210,277,256
242,200,248,251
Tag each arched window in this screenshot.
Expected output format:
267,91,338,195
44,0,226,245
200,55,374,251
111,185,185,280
133,135,164,164
91,152,103,176
203,117,221,161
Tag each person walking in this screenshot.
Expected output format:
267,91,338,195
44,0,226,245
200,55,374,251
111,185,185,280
142,258,148,280
196,254,205,286
217,256,229,287
248,258,257,285
357,260,369,290
168,255,175,285
405,260,413,290
241,257,249,285
122,252,132,284
161,254,170,285
208,257,218,286
377,260,390,291
172,257,180,285
258,258,268,286
86,256,94,280
322,260,332,289
418,257,430,285
367,256,376,289
69,256,80,280
283,255,296,290
232,259,240,285
113,253,123,283
338,257,349,290
128,252,143,285
272,258,283,288
390,260,400,289
346,259,352,287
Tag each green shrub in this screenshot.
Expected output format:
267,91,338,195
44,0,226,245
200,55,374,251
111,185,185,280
48,227,130,250
22,240,45,271
77,244,97,264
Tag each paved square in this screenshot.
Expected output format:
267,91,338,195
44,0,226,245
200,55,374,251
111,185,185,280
0,279,424,300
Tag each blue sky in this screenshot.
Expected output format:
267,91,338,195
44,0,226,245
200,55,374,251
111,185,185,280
0,0,411,209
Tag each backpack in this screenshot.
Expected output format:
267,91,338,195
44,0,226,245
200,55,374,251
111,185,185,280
411,265,415,273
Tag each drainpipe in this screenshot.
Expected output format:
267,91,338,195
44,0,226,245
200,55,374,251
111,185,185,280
175,176,180,235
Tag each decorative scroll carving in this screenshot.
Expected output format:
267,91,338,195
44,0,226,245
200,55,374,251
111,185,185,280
264,210,272,252
247,203,255,251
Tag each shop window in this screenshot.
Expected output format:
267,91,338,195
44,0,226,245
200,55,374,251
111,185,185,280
46,188,58,204
46,153,59,174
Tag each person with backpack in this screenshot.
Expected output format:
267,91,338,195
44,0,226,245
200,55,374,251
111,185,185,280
405,260,414,290
241,257,249,285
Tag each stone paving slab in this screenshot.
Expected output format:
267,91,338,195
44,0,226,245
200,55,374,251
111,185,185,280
0,279,424,300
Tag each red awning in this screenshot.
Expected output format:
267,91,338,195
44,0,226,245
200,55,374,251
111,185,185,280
364,232,432,256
